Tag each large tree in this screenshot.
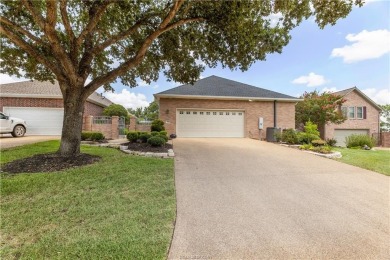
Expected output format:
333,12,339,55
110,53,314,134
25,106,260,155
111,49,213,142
379,104,390,132
0,0,363,156
295,90,347,131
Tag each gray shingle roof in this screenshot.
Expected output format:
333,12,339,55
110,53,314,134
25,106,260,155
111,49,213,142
155,75,299,100
0,80,112,107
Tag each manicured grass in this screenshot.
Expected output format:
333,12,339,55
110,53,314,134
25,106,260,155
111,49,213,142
333,147,390,176
1,141,176,259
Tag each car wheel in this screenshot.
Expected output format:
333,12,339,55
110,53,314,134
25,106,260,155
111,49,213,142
11,125,26,137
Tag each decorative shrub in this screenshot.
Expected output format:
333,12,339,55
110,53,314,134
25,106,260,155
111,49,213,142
158,132,169,142
345,134,376,149
81,131,105,141
299,143,332,154
139,132,152,143
127,131,139,143
150,131,159,136
326,138,337,147
281,129,299,144
297,121,321,144
147,136,166,147
151,119,165,132
274,131,282,142
311,139,326,146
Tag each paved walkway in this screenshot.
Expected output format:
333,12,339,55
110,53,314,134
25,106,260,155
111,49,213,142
169,138,389,259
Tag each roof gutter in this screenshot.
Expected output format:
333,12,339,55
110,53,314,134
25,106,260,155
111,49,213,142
154,94,302,102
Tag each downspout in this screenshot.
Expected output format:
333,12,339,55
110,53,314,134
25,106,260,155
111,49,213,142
274,100,277,128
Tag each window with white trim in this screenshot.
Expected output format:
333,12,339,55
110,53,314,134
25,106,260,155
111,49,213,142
179,111,184,114
356,107,363,119
348,107,355,119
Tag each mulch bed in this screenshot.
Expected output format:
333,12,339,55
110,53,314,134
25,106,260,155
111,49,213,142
2,153,101,174
124,142,173,153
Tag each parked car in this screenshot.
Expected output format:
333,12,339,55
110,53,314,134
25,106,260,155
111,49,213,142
0,112,27,137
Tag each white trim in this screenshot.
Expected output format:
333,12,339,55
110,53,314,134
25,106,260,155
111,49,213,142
155,94,301,102
176,108,245,112
3,106,64,111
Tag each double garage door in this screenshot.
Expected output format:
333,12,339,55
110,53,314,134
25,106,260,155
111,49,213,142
334,129,369,147
177,109,245,137
3,107,64,135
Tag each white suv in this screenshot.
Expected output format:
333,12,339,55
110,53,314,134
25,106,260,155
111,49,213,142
0,112,27,137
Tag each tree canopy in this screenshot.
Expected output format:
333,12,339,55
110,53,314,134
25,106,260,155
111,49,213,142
128,101,159,121
295,90,347,129
379,104,390,132
0,0,363,156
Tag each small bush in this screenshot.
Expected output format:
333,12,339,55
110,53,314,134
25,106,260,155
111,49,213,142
158,133,169,142
311,146,332,154
274,131,282,142
159,131,168,136
151,119,165,132
281,129,299,144
311,139,326,146
298,132,320,144
150,131,159,136
326,138,337,147
147,136,166,147
139,132,152,143
127,131,139,143
345,134,376,148
81,131,105,141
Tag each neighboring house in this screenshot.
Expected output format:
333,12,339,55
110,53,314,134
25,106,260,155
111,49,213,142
154,75,300,139
324,87,381,147
0,80,112,135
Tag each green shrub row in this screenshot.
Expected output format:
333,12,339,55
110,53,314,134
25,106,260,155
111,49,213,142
126,131,168,146
345,134,376,148
81,131,105,141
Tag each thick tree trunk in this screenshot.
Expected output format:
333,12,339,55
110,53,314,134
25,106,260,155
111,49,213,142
58,86,86,157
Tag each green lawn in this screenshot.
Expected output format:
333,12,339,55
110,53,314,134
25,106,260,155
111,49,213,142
1,141,176,259
333,147,390,176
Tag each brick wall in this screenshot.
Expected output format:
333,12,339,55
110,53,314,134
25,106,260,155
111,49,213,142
83,115,119,139
380,132,390,147
323,91,380,140
159,98,296,139
0,97,104,116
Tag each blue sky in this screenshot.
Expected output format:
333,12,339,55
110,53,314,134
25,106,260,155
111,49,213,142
1,0,389,109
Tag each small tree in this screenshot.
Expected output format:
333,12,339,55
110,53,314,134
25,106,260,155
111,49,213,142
103,104,129,123
379,104,390,132
151,119,165,132
296,91,347,130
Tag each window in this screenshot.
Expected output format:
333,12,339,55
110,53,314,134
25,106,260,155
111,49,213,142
356,107,363,119
186,111,190,114
226,112,230,115
200,112,204,115
232,112,236,115
219,112,223,115
348,107,355,119
341,107,347,118
206,112,210,115
238,112,243,116
193,111,197,115
179,111,184,114
213,112,217,115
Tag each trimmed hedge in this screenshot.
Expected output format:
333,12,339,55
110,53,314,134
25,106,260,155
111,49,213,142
127,131,139,143
147,136,166,147
81,131,105,141
139,132,152,143
345,134,376,148
151,119,165,132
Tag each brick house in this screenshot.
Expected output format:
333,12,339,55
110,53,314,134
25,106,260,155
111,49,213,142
323,87,381,147
154,76,300,139
0,80,112,135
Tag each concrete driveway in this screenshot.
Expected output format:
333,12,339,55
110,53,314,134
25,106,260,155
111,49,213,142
169,138,389,259
0,135,60,150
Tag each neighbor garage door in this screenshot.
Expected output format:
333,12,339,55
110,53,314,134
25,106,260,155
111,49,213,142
3,107,64,135
334,129,369,147
177,109,244,137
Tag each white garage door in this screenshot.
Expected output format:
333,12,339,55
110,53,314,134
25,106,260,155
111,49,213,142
334,129,369,147
177,109,244,137
3,107,64,135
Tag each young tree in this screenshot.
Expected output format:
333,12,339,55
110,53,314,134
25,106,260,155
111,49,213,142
0,0,363,157
379,104,390,132
103,104,129,123
144,101,159,121
295,90,347,130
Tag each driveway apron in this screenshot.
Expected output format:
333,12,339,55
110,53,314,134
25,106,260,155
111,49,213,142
169,138,389,259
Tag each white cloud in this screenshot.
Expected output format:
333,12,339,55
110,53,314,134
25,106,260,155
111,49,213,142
331,29,390,63
104,89,150,109
267,12,283,27
292,72,327,87
361,88,390,105
137,79,149,87
0,73,28,84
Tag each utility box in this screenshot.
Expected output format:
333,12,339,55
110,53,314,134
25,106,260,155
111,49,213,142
266,127,281,142
258,117,264,130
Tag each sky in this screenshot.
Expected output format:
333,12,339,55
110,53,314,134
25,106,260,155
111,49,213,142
1,0,389,109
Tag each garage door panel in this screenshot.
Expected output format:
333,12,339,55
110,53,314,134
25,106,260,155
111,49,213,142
334,129,369,147
3,107,64,135
177,109,244,138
